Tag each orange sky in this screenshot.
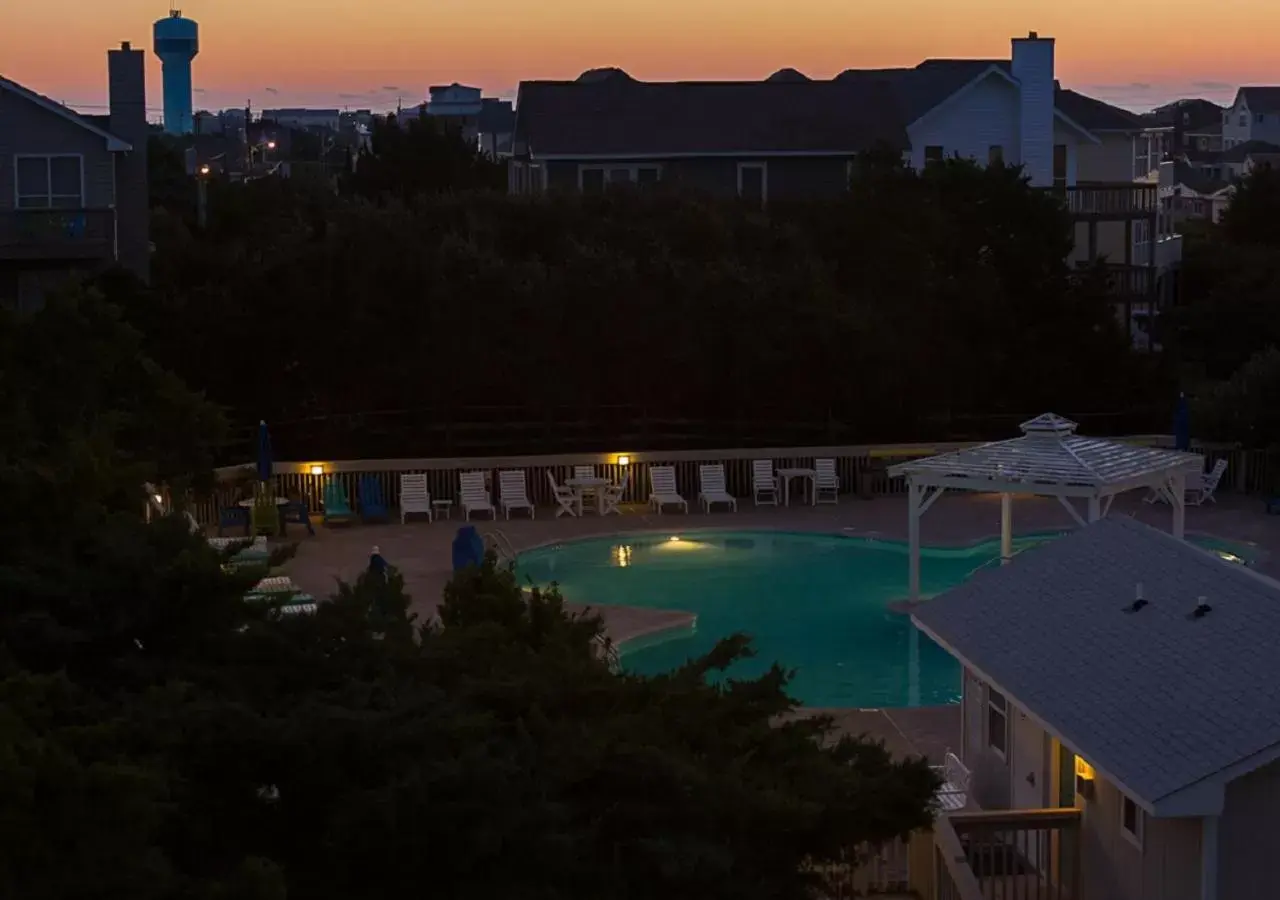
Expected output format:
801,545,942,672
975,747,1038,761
3,0,1276,116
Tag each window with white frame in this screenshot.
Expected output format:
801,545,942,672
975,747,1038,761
578,164,660,193
1120,793,1144,848
15,155,83,209
737,162,767,206
987,688,1008,757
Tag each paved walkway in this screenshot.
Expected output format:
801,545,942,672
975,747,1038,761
272,491,1280,760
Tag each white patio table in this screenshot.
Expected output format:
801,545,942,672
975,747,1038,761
775,468,815,506
566,475,611,516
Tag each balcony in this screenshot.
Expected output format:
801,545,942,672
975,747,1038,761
928,807,1082,900
0,209,116,262
1057,184,1158,219
1133,233,1183,270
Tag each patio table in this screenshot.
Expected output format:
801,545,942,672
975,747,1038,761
775,468,815,506
566,475,611,516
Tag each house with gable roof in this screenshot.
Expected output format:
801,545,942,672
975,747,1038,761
0,41,150,308
510,31,1179,332
1222,87,1280,149
912,516,1280,900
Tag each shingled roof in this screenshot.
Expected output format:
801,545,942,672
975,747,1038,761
514,56,1142,159
1238,86,1280,113
913,517,1280,815
514,74,908,157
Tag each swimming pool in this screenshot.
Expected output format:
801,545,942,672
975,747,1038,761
516,530,1255,708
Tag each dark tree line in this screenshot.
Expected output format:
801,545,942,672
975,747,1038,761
0,288,939,899
123,133,1160,459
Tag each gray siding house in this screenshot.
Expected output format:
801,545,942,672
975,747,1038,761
913,517,1280,900
0,41,150,308
509,33,1147,205
509,71,906,203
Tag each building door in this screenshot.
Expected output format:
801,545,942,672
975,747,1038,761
1011,709,1046,871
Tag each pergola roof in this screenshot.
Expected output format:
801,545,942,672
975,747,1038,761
888,413,1204,496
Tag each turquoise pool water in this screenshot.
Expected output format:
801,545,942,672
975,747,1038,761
516,530,1255,708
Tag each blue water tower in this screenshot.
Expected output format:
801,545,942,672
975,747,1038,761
153,8,199,135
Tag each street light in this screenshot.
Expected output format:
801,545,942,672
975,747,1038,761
196,163,211,228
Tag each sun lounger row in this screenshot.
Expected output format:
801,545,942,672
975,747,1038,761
380,459,843,521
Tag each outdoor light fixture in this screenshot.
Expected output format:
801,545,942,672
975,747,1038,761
198,164,210,176
309,465,324,476
616,454,631,466
1074,756,1096,799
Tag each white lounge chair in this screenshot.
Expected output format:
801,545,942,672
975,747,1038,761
1144,458,1228,506
499,470,535,519
931,751,971,813
698,464,737,513
649,465,688,514
601,473,629,516
814,458,839,505
1189,459,1228,506
547,472,578,517
399,473,433,523
752,459,778,506
459,471,496,520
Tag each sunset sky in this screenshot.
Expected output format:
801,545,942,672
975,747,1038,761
4,0,1276,117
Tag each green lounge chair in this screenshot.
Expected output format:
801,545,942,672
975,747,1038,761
251,490,281,537
322,480,355,526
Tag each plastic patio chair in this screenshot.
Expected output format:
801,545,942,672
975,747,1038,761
322,480,355,526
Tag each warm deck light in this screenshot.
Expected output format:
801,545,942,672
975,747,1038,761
668,536,681,543
616,454,631,466
1074,756,1096,799
198,163,210,176
309,465,324,476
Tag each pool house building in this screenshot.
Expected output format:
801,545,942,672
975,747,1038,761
889,413,1205,601
912,517,1280,900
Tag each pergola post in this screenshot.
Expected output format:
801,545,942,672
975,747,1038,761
907,480,946,601
908,480,924,601
1088,495,1102,523
1000,493,1013,565
1171,471,1187,540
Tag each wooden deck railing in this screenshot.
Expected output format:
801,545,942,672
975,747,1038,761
181,437,1266,527
1057,184,1158,218
942,808,1083,900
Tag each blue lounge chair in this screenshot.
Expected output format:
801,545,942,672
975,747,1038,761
322,480,355,526
359,475,390,523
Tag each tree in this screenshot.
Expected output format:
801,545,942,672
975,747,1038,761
1218,163,1280,248
342,111,506,200
132,156,1154,459
2,285,939,899
1193,346,1280,447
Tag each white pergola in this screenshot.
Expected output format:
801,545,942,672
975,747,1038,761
889,413,1206,602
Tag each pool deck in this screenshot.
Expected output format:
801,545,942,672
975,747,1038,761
276,491,1280,761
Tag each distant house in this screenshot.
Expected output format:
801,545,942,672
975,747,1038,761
0,41,150,309
913,517,1280,900
509,70,905,201
1167,161,1232,224
510,31,1179,336
1222,87,1280,148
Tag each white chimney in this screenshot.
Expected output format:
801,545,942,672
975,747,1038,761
1011,31,1055,187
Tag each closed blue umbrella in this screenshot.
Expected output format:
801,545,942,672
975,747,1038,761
1174,394,1190,452
256,420,274,484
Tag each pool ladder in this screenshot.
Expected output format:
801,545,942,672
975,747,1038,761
482,528,518,565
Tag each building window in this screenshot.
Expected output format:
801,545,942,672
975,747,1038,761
1121,794,1144,849
987,688,1008,757
988,145,1004,165
737,162,767,206
923,145,944,165
580,167,606,194
14,155,83,209
580,164,661,193
1258,113,1266,123
1052,144,1068,190
1239,114,1248,126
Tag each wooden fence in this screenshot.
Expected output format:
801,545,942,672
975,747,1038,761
187,438,1272,527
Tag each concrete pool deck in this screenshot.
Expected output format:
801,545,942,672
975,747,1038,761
276,491,1280,760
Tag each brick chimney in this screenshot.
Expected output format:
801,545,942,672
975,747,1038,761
1010,31,1056,187
107,41,150,283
